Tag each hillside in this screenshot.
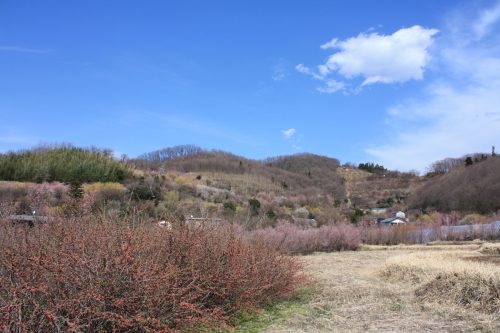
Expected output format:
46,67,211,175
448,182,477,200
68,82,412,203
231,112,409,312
410,156,500,213
338,167,417,209
3,143,498,227
136,150,347,200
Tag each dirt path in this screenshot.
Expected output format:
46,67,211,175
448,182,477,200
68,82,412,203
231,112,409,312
263,250,499,333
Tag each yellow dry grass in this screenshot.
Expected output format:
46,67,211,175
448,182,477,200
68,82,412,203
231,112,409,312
480,242,500,255
382,251,500,314
83,182,125,193
361,243,481,251
262,245,500,333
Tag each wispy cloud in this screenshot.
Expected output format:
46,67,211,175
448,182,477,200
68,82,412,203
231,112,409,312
297,25,438,93
272,60,289,81
320,38,339,50
0,46,50,54
472,1,500,40
282,128,296,140
295,64,345,93
367,1,500,172
281,128,302,151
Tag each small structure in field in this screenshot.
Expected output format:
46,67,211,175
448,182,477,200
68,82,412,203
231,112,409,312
377,211,408,225
157,220,173,230
395,211,406,219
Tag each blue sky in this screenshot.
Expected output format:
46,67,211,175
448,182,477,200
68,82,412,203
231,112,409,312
1,0,500,172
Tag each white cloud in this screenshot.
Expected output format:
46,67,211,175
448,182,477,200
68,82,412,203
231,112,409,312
297,25,438,92
367,2,500,172
316,79,345,93
295,64,345,93
320,38,338,50
282,128,296,140
324,25,439,85
295,64,322,80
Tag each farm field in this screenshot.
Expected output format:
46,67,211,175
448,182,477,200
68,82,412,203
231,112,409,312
261,244,500,333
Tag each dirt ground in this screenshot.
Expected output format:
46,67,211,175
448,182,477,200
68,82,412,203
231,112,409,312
263,248,500,333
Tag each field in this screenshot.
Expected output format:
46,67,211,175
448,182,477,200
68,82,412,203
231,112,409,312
259,243,500,333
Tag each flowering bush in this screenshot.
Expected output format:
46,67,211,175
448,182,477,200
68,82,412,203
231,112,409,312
0,217,302,332
246,221,361,254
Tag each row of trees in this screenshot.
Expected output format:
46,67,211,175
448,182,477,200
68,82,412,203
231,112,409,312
136,144,203,163
358,162,387,173
0,145,131,183
427,153,492,175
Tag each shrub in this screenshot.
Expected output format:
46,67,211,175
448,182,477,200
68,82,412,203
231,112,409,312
266,209,277,220
224,201,236,212
0,217,302,332
84,182,126,204
163,190,180,203
127,179,161,200
247,221,361,254
68,182,84,199
0,181,29,203
248,198,261,215
0,182,70,216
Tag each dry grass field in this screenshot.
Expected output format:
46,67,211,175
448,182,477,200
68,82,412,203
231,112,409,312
261,243,500,333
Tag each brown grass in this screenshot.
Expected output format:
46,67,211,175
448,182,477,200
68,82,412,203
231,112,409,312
381,251,500,314
262,245,500,332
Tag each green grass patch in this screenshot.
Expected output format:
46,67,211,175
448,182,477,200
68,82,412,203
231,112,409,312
200,287,315,333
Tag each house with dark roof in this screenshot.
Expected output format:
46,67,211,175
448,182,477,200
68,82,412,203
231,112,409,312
377,211,408,225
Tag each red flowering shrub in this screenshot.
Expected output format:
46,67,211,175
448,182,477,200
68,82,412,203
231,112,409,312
0,217,302,332
246,221,361,254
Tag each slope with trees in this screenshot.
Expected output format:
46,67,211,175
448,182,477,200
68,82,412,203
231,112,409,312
0,145,131,183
